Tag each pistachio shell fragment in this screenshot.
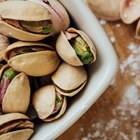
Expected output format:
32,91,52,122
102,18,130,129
3,41,60,76
32,85,67,121
56,28,96,66
0,113,34,140
0,0,52,41
87,0,121,21
0,65,30,114
52,62,87,97
120,0,140,24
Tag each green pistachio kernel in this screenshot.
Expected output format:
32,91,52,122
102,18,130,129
3,68,17,80
72,36,93,64
20,21,52,34
56,96,62,104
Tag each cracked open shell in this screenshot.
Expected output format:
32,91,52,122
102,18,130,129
0,64,30,114
52,62,87,97
28,0,70,34
32,85,67,122
0,0,53,41
120,0,140,24
56,28,96,66
0,113,34,140
3,41,60,76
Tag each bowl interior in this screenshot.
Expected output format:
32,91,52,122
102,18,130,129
31,0,118,140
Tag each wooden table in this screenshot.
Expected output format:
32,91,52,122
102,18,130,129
57,2,140,140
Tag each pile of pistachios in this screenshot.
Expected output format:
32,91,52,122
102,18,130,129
0,0,96,139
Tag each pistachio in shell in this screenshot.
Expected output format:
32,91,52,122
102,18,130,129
52,62,87,97
3,41,60,76
86,0,121,21
0,113,34,140
28,0,70,34
120,0,140,24
0,34,9,62
0,0,53,41
32,85,67,122
56,28,96,66
0,65,30,114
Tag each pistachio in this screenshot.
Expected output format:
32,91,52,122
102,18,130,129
120,0,140,24
0,65,30,114
52,62,87,97
3,41,60,76
56,28,96,66
0,1,52,41
86,0,121,21
0,113,34,140
32,85,67,121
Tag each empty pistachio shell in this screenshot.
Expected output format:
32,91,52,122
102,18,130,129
120,0,140,24
52,62,87,97
3,41,60,76
0,65,30,114
56,28,96,66
32,85,67,121
87,0,121,21
0,1,52,41
0,34,9,62
29,0,70,34
0,113,34,140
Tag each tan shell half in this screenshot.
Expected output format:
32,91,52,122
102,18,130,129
32,85,67,121
3,41,60,76
56,28,96,66
87,0,121,21
0,113,33,140
0,34,9,62
0,1,51,41
120,0,140,24
0,65,30,113
28,0,70,34
52,62,87,97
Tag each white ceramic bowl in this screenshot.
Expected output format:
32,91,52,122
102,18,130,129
31,0,118,139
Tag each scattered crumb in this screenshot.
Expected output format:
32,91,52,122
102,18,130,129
116,24,121,28
99,19,106,25
110,36,116,43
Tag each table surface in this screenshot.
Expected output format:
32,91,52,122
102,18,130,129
57,2,140,140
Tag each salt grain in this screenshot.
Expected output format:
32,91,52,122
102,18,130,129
99,19,106,25
110,36,116,43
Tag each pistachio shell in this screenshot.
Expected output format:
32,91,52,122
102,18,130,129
44,96,67,122
120,0,140,24
0,34,9,62
0,21,49,41
3,41,60,76
56,28,96,66
87,0,121,21
136,19,140,39
32,85,56,120
54,80,87,97
0,129,33,140
2,72,30,113
52,62,87,91
0,113,29,126
0,1,51,21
